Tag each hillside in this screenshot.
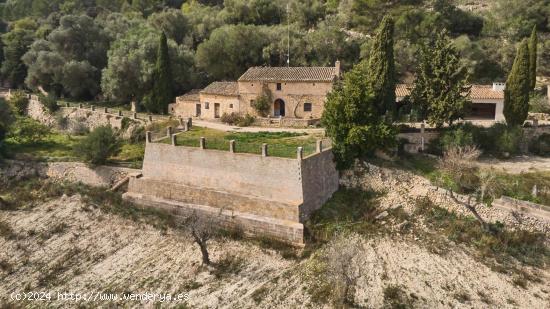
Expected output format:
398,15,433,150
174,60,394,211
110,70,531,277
1,163,549,308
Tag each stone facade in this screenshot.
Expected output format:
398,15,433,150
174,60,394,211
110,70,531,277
122,139,339,245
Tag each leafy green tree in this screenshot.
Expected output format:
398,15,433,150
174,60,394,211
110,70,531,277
8,90,29,115
22,14,109,98
148,9,189,45
322,61,397,170
411,31,471,128
73,125,121,165
196,24,269,80
504,39,530,126
220,0,282,25
102,23,195,104
181,0,224,48
366,15,396,117
1,18,38,88
528,25,537,90
143,33,174,114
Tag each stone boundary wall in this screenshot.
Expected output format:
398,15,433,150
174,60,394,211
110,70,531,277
493,196,550,222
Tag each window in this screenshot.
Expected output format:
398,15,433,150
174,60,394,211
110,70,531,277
304,103,312,112
205,102,209,109
250,100,255,107
276,83,282,91
229,104,233,108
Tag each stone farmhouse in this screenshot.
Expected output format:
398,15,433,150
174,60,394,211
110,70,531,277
396,82,506,121
170,62,341,127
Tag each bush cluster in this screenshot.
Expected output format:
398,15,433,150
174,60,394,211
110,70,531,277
73,125,121,165
39,94,59,113
220,112,255,127
8,117,50,143
529,133,550,157
429,123,523,157
8,90,29,115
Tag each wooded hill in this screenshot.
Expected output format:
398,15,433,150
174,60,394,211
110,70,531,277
0,0,548,102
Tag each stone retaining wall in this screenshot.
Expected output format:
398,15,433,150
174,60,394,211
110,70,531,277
123,139,339,245
0,160,140,187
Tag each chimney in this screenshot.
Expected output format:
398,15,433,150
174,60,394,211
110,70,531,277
492,82,506,91
335,60,341,78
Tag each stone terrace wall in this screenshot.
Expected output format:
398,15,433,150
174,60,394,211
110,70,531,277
124,139,339,244
141,143,304,204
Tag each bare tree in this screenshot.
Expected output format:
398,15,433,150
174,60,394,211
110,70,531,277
437,145,499,231
180,212,218,265
323,233,364,307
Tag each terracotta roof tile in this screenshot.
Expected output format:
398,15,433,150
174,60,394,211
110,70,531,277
200,82,239,96
394,84,504,100
238,66,337,82
176,89,201,102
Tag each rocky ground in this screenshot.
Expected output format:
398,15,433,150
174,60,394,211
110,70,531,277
1,162,549,308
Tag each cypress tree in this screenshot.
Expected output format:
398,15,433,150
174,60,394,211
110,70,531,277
410,30,471,128
528,25,537,90
144,32,174,114
367,15,396,118
504,39,530,126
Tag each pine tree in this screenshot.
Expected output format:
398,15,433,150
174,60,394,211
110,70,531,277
528,25,537,90
504,39,530,126
410,30,471,128
366,15,396,118
143,32,174,114
322,61,396,170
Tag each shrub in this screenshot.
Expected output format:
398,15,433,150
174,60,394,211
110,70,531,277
0,98,14,144
9,117,50,143
428,123,480,155
529,133,550,157
529,93,550,114
8,90,29,115
490,125,523,157
236,114,255,127
252,93,271,117
39,93,59,113
220,112,241,125
73,126,121,165
221,113,255,127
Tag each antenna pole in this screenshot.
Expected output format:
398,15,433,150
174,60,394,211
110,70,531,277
287,3,290,67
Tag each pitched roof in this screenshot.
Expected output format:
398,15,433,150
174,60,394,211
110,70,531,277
238,66,337,82
176,89,201,102
469,85,505,100
395,84,504,100
200,81,239,96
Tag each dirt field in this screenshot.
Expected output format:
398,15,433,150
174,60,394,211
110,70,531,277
1,186,549,308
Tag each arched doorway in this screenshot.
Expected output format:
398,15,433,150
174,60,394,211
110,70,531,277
274,99,285,117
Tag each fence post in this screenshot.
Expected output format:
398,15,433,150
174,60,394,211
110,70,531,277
316,140,323,153
297,147,303,160
187,117,192,128
167,126,173,137
118,110,123,117
171,134,177,146
148,115,153,122
200,137,206,149
104,107,108,113
420,123,426,152
91,105,95,111
261,143,268,157
133,112,137,119
229,140,235,153
146,131,152,143
78,103,83,109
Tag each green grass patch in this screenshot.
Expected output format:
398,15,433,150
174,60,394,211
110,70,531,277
5,132,84,161
168,126,322,158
